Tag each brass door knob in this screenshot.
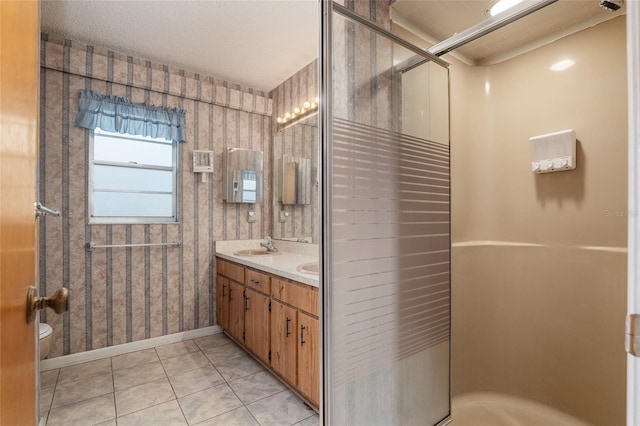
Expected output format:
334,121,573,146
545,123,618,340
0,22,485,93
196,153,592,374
26,286,69,323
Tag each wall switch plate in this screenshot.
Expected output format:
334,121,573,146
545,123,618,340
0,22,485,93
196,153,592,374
279,210,289,223
248,210,256,223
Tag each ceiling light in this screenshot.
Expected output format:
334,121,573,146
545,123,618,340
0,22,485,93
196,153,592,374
550,59,575,71
486,0,524,16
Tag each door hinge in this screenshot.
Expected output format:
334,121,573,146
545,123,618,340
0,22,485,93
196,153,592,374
626,314,640,356
243,331,246,341
268,350,271,361
269,301,271,312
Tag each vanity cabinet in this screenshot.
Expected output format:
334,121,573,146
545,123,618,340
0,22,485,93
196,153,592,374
244,287,270,365
215,256,319,408
271,299,298,385
228,280,245,343
216,258,246,343
215,275,229,330
271,277,319,407
297,312,319,405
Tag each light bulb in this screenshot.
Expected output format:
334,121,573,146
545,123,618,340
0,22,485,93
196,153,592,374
284,112,291,118
488,0,523,16
303,101,311,108
294,107,301,114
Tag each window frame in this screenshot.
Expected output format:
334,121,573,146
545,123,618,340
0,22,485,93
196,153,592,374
88,128,180,224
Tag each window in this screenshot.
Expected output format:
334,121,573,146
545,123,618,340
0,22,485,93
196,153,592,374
89,128,178,223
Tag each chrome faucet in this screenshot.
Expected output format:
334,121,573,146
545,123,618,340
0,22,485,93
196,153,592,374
260,236,278,252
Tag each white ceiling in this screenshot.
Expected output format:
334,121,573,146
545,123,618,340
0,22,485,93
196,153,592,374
40,0,319,92
391,0,625,65
41,0,625,91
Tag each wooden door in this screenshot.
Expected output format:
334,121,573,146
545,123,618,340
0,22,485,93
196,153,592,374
228,280,245,343
244,287,270,364
0,1,40,424
270,300,297,385
298,312,319,407
215,275,229,330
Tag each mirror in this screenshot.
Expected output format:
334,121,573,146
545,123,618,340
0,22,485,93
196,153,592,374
222,148,264,203
278,155,312,205
272,114,319,243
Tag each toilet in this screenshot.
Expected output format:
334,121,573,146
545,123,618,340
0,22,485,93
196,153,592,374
38,323,52,360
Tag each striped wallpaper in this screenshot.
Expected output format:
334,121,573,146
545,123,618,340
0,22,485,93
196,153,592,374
270,60,319,243
39,34,273,357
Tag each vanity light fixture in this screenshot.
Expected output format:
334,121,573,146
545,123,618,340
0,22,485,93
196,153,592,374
486,0,524,16
277,97,319,124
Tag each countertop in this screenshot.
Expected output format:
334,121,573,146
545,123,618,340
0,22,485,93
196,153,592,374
215,239,319,287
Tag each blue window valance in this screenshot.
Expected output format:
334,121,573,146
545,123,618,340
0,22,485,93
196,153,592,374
74,89,187,142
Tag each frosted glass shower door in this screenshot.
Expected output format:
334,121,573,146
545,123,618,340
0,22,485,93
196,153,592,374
321,3,451,425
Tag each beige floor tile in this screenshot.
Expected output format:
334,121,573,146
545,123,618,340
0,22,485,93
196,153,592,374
178,382,243,424
155,340,200,360
193,333,232,351
202,341,246,364
93,420,117,426
294,414,320,426
228,371,286,404
57,358,112,384
161,350,210,377
51,372,113,408
115,377,175,416
168,365,225,398
46,393,115,426
117,399,187,426
40,369,60,389
113,360,166,390
40,386,55,415
111,348,159,371
193,406,259,426
214,353,264,382
247,390,315,426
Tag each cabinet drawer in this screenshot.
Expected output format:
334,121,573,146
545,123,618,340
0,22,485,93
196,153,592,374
271,278,318,317
245,268,271,294
217,258,244,283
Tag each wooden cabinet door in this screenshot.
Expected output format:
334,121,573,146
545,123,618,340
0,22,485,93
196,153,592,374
215,275,229,330
228,280,245,343
271,300,297,385
298,312,319,406
244,287,270,364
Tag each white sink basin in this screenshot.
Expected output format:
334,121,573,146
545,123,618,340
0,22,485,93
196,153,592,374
233,249,281,257
297,262,319,275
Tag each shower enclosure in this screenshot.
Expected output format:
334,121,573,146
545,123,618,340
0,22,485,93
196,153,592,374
320,3,451,425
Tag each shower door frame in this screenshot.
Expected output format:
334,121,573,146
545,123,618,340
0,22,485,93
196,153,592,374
319,2,452,424
628,0,640,423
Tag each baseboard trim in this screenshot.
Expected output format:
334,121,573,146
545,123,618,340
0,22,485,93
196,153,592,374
39,326,222,371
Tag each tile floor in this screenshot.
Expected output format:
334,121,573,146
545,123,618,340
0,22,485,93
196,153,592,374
40,333,319,426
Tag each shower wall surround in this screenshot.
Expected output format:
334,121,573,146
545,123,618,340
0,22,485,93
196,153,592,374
39,34,273,357
448,17,627,426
